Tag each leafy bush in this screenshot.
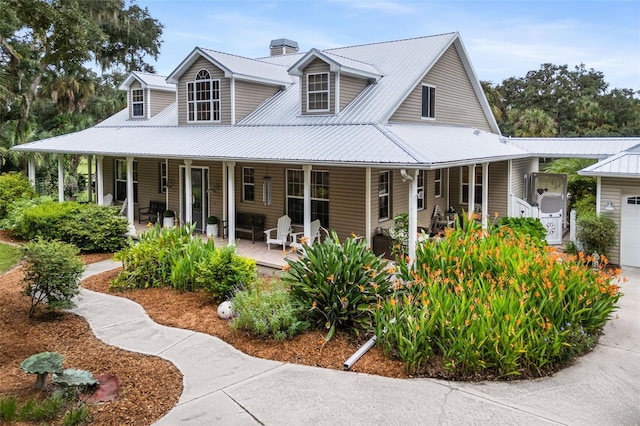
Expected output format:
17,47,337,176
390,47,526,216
230,279,309,340
493,216,547,241
375,220,621,377
0,196,51,232
573,193,596,217
198,245,257,301
283,231,393,341
16,201,127,252
0,172,36,218
390,213,409,260
577,213,616,257
23,239,86,318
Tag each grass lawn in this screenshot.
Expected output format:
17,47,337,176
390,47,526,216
0,243,21,274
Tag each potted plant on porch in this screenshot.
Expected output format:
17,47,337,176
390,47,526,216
163,210,175,229
206,216,219,237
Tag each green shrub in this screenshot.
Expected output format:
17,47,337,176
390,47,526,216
573,193,596,217
577,213,617,258
493,216,548,241
0,196,51,233
23,239,86,318
283,231,393,342
0,172,36,219
390,212,409,260
198,245,257,301
230,279,309,340
375,221,621,377
17,201,127,252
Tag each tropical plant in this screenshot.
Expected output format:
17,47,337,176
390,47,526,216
576,213,617,257
493,216,547,241
389,212,409,260
198,245,257,301
375,220,621,377
230,279,309,340
283,231,393,342
22,239,85,318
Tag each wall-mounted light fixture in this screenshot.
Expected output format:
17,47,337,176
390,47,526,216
604,201,615,211
263,176,272,205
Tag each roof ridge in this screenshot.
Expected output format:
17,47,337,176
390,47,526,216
374,123,422,163
324,32,458,53
198,46,289,69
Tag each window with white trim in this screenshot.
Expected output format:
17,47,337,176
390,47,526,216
286,169,329,227
460,166,482,205
132,89,144,117
307,72,329,112
417,170,425,210
421,84,436,119
187,69,220,122
159,162,167,193
242,167,254,202
379,171,390,221
115,159,138,202
434,168,442,198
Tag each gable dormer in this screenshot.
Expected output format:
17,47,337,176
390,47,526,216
288,49,382,116
119,72,176,120
168,47,293,126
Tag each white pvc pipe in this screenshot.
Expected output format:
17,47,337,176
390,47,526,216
343,335,377,371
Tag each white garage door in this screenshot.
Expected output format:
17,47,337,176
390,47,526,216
621,195,640,267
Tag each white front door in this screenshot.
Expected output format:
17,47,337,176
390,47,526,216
621,195,640,267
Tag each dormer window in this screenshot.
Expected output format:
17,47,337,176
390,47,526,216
187,69,220,122
307,72,329,112
421,84,436,119
132,89,144,117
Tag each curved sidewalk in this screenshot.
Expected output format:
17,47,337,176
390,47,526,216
74,261,640,425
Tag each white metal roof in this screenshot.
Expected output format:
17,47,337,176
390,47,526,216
287,49,382,81
508,137,640,159
579,144,640,178
118,71,175,91
96,103,178,127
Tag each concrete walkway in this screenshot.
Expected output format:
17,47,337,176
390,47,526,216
73,261,640,425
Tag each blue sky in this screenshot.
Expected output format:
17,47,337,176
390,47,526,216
136,0,640,92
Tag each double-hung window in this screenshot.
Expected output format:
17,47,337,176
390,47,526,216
115,159,138,203
417,170,425,210
307,72,329,112
421,84,436,119
132,89,144,117
286,170,329,227
187,69,220,122
242,167,254,202
461,166,483,205
159,162,167,193
378,171,390,221
434,169,442,198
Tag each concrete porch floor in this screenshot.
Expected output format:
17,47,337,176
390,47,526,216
132,223,298,271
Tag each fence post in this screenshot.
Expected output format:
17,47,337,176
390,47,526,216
569,209,577,243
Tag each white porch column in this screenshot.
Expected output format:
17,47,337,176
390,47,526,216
445,168,450,211
481,162,489,230
468,164,475,220
87,155,93,203
57,154,64,202
230,79,236,125
222,161,228,234
506,160,513,217
226,162,236,244
96,155,104,205
27,154,36,188
184,159,193,224
303,164,312,238
595,176,602,214
407,169,419,264
365,167,372,248
126,156,135,233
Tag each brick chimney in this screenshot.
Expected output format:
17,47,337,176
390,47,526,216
269,38,299,56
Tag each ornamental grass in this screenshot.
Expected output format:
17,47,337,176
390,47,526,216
375,220,622,378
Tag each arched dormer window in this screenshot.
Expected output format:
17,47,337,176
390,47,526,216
187,69,220,122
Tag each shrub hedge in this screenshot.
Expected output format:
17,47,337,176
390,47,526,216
0,172,36,218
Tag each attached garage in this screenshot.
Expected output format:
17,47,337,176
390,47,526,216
621,195,640,267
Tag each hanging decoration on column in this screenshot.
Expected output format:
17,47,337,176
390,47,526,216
263,176,272,205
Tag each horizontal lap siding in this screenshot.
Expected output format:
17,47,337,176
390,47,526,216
302,59,334,115
235,81,280,122
177,57,231,125
339,74,369,111
511,157,538,200
150,90,176,117
601,177,640,265
233,163,286,231
327,167,366,238
488,161,508,218
390,45,492,132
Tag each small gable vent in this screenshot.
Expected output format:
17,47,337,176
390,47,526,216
270,38,299,56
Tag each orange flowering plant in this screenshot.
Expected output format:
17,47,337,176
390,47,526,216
282,231,392,342
374,219,622,378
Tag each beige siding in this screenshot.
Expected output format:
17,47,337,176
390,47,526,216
149,89,175,117
326,167,366,237
235,80,280,122
511,157,539,200
103,158,114,199
339,74,369,112
600,177,640,265
128,81,142,119
177,57,231,125
301,58,335,115
390,45,492,131
488,161,508,218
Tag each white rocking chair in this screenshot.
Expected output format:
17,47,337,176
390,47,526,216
290,219,326,252
264,215,292,253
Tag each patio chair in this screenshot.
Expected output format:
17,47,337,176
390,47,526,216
120,198,128,216
431,204,454,234
264,215,292,253
290,219,326,253
103,193,114,206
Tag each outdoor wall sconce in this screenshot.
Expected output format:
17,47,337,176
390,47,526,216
263,176,272,205
604,201,615,211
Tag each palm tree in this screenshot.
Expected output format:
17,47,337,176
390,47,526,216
512,108,558,137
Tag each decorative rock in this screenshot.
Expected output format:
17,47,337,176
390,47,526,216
217,301,234,319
